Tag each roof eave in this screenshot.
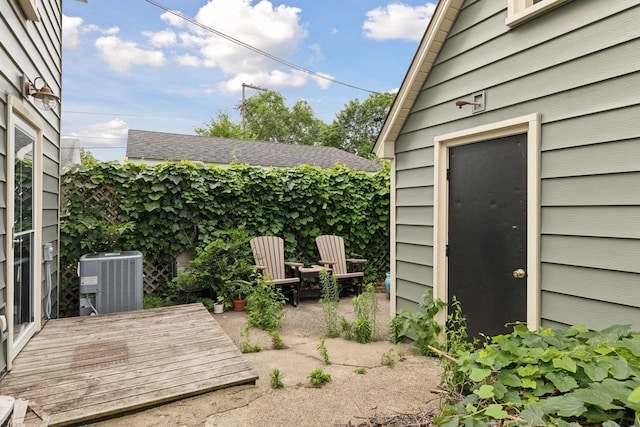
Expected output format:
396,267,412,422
373,0,464,159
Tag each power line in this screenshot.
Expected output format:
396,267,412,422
144,0,379,95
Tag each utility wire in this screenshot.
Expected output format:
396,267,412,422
144,0,379,95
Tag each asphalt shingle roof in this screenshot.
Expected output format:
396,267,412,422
126,129,381,172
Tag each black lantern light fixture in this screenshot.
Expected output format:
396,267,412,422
23,76,60,111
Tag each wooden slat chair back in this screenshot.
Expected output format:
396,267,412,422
250,236,301,306
315,235,367,296
250,236,286,280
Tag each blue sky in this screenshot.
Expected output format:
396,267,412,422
62,0,437,161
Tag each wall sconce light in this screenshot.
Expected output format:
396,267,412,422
455,91,486,113
455,100,481,108
23,76,60,111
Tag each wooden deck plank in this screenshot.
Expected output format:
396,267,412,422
0,304,258,427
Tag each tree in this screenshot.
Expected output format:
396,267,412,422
243,90,327,145
194,110,254,139
321,92,396,157
80,148,98,165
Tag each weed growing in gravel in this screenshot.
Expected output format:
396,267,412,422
317,338,330,365
319,270,340,338
340,283,380,343
270,330,287,350
270,369,284,389
381,349,396,368
239,324,262,353
354,367,367,375
308,368,332,388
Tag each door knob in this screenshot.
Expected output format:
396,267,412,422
513,268,526,279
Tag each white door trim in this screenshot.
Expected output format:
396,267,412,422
433,113,541,330
6,95,44,368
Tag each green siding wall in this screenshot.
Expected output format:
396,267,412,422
393,0,640,329
1,0,62,371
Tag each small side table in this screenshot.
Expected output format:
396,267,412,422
297,265,331,300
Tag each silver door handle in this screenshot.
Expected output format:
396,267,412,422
513,268,526,279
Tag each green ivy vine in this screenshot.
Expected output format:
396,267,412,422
60,161,390,300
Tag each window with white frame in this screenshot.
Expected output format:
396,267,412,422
506,0,571,27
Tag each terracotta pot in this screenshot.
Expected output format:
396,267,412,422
232,298,246,312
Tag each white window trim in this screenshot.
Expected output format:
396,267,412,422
432,113,541,331
506,0,571,27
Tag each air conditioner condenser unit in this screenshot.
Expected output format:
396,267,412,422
78,251,143,316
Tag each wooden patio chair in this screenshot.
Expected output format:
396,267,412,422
250,236,302,306
315,235,367,296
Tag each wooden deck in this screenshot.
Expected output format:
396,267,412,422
0,304,258,426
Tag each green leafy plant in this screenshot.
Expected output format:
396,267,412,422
390,289,446,356
246,274,286,331
317,338,330,365
436,324,640,426
354,367,367,375
381,349,396,368
319,270,341,338
270,330,287,350
308,368,332,388
339,283,380,344
270,369,284,389
239,324,262,353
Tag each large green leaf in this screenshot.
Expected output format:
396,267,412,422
545,372,579,393
542,396,586,418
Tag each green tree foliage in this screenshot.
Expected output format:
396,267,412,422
242,90,327,145
322,92,396,157
194,109,254,139
80,148,98,166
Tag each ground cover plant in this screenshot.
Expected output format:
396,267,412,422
436,324,640,426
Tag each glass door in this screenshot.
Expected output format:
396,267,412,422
12,116,36,355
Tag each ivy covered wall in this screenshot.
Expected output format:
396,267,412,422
59,161,390,313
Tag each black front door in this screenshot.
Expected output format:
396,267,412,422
447,134,527,340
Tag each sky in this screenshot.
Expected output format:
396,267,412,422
61,0,437,161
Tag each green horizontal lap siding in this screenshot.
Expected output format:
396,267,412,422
541,292,640,331
397,225,433,246
541,235,640,274
392,0,640,326
397,166,434,188
396,187,434,207
541,139,640,178
541,264,639,308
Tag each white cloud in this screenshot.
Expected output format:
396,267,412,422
143,30,177,48
62,15,84,50
311,72,333,90
176,54,201,67
63,16,118,51
95,36,166,73
363,2,436,41
67,119,129,149
308,43,325,64
161,0,313,92
102,26,120,35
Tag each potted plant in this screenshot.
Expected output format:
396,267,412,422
187,228,256,309
229,279,253,311
213,295,225,314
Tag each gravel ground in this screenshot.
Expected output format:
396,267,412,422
86,293,443,427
